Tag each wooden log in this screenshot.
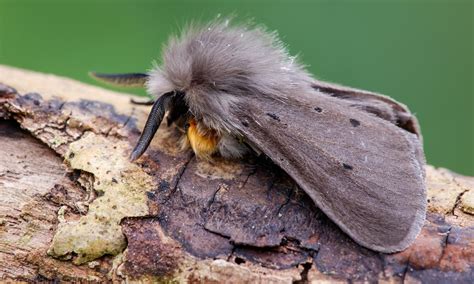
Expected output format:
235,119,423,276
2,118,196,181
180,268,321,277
0,65,473,283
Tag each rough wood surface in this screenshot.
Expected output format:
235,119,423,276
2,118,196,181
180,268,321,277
0,65,473,283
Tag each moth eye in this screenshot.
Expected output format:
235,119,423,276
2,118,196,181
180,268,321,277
342,163,353,170
241,121,249,127
314,107,323,113
184,122,190,131
349,118,361,127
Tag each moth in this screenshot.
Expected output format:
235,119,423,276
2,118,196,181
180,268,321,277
91,20,426,253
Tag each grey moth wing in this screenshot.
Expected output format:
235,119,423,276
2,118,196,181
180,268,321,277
311,79,422,139
234,89,426,253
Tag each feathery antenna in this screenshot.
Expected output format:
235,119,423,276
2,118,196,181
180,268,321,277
89,72,149,87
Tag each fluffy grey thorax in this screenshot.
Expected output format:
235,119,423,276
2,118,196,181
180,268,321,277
146,20,315,134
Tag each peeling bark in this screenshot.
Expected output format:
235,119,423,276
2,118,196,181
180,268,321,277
0,65,473,283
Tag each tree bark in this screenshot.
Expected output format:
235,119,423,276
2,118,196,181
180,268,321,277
0,65,473,283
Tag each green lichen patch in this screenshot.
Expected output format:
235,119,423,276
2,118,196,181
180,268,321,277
48,132,153,264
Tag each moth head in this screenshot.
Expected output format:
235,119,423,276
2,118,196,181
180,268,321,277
124,19,314,161
146,20,314,131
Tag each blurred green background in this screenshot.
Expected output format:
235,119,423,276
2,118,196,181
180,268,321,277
0,0,472,175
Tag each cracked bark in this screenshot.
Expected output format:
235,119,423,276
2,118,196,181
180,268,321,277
0,65,473,283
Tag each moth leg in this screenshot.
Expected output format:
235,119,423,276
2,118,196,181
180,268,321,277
217,134,250,159
186,119,220,159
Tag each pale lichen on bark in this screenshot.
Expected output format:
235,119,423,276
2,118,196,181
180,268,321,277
461,190,474,215
47,132,153,264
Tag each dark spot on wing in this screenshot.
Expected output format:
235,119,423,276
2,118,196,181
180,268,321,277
342,163,353,170
241,121,249,127
266,113,280,122
314,107,322,113
349,118,360,127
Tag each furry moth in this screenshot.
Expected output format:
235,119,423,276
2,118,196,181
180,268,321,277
91,20,427,253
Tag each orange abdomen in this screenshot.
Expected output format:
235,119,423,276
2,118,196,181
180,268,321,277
187,119,220,159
